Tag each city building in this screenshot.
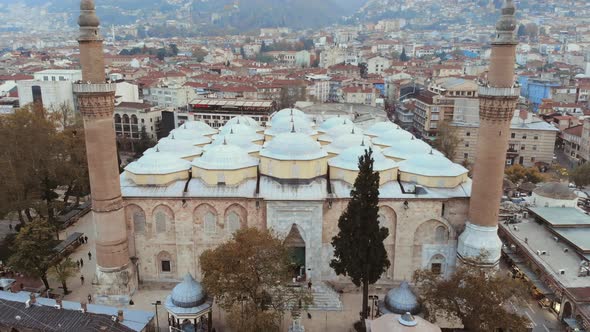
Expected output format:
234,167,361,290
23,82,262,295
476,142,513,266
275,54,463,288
518,77,561,112
143,85,197,109
562,124,585,165
0,291,154,332
189,98,276,128
114,102,162,140
452,110,559,167
500,183,590,330
17,69,82,112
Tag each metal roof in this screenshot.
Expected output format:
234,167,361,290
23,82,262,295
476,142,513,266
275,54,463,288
191,99,273,107
529,207,590,227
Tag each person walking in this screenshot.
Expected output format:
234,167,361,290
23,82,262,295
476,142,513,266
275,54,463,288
88,251,92,260
8,224,12,231
307,280,312,291
76,260,81,269
80,258,84,268
80,275,85,285
87,294,92,303
84,236,88,243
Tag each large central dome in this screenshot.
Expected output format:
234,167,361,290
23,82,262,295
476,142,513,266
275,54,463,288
261,132,326,160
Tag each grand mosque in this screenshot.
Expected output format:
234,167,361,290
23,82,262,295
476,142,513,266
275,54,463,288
74,0,520,303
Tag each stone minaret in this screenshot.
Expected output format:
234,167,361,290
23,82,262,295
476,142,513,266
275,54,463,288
457,0,519,266
74,0,136,303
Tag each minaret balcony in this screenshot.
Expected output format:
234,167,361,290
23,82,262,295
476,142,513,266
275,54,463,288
73,82,116,94
478,86,520,98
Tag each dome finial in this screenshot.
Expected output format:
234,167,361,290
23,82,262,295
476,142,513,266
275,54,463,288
430,149,434,155
78,0,100,39
171,133,175,139
223,136,228,145
237,117,240,124
183,123,187,129
494,0,518,44
156,145,160,152
230,128,234,134
291,123,296,133
351,127,355,134
361,137,365,147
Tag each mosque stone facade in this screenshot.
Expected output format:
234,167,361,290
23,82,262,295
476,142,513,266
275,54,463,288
121,111,472,286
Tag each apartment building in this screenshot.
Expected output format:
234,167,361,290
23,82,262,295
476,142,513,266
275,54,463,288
114,102,162,140
17,69,82,112
143,85,197,109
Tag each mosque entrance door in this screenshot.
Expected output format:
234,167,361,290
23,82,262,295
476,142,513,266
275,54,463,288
284,224,306,280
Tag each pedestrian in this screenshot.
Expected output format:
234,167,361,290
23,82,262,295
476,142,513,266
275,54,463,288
84,236,88,243
307,280,312,290
80,275,85,285
88,251,92,260
80,258,84,268
87,294,92,303
20,283,24,291
8,224,12,231
76,260,81,269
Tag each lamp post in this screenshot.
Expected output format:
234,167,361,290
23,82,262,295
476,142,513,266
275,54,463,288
152,300,161,331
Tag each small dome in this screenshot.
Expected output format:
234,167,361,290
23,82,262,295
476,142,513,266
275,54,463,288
168,130,212,146
329,146,397,171
371,129,415,147
318,124,364,143
533,182,577,200
125,152,191,175
319,116,353,132
382,139,442,160
261,132,327,161
219,122,258,136
384,282,420,314
170,274,206,308
205,134,261,154
365,121,400,137
269,108,309,127
265,115,316,136
399,153,467,177
144,138,202,159
177,121,217,136
225,115,261,129
193,143,258,170
326,133,372,155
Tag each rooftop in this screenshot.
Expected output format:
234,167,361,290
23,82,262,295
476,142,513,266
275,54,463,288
529,207,590,227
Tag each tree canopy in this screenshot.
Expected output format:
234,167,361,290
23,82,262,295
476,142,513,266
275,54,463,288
330,148,390,321
505,164,546,185
433,121,460,160
200,227,312,332
570,163,590,188
8,219,59,290
413,261,530,332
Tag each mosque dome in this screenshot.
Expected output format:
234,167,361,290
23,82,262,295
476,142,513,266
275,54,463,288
167,130,212,146
399,153,467,177
205,134,261,154
219,122,258,136
170,274,207,308
533,182,577,200
269,108,310,126
365,121,400,137
193,143,258,170
371,129,415,147
225,115,262,130
383,282,420,315
319,116,353,132
382,139,442,161
144,138,203,160
176,121,217,136
125,152,191,175
261,132,326,161
326,133,372,155
265,115,316,136
318,124,364,143
329,145,397,171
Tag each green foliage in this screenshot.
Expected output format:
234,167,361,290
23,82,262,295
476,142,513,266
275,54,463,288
570,163,590,188
255,54,275,64
200,228,312,332
505,164,546,185
330,148,390,319
414,260,531,332
8,219,59,290
50,257,78,295
433,121,460,160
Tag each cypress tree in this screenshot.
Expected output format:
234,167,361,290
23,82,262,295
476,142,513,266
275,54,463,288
400,47,410,61
330,148,390,323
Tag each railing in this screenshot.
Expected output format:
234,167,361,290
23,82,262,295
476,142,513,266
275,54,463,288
478,86,520,97
73,83,116,93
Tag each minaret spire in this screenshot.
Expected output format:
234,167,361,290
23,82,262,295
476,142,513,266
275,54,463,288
457,0,520,267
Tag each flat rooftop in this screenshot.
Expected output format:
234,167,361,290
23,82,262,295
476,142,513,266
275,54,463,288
553,228,590,253
502,219,590,288
529,207,590,227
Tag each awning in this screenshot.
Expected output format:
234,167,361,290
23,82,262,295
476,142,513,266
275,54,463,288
53,232,84,254
514,262,554,296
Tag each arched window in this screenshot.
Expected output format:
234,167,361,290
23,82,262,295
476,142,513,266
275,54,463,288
429,254,446,275
131,115,138,124
114,114,122,124
122,114,130,124
226,212,241,235
204,212,217,234
133,211,146,233
435,226,449,243
155,211,167,233
157,251,172,273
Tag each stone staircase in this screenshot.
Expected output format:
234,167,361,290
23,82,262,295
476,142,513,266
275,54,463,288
306,283,343,311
